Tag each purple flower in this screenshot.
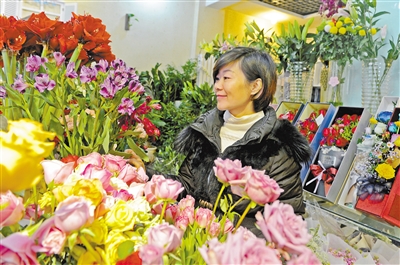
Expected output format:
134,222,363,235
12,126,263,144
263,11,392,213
53,52,66,67
0,86,6,98
12,75,29,93
94,59,109,73
118,98,135,115
99,77,117,98
111,59,126,69
34,73,56,92
79,66,97,83
26,55,47,72
129,80,145,94
66,62,78,78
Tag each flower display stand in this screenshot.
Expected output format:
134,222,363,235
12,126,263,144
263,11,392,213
275,101,304,124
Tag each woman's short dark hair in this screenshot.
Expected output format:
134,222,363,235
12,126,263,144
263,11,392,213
212,46,277,112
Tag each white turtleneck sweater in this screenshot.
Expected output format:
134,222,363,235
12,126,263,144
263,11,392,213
220,110,264,152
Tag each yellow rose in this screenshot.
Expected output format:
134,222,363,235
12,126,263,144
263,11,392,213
359,29,366,36
369,117,378,124
370,28,377,35
375,163,395,180
105,199,135,231
77,247,106,265
394,137,400,147
329,26,338,34
85,219,108,245
72,179,104,206
0,119,55,192
338,27,347,35
105,230,129,265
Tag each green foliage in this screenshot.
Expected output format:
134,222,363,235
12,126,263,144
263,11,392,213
139,59,197,102
180,81,216,115
271,18,317,71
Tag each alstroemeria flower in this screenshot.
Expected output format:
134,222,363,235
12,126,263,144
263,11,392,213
26,55,47,72
118,98,135,115
129,80,145,94
328,76,340,87
12,74,29,93
66,61,78,78
0,85,6,98
94,59,109,73
99,77,117,98
53,52,66,67
34,73,56,92
80,65,98,83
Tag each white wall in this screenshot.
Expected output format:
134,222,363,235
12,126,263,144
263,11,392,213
70,0,224,73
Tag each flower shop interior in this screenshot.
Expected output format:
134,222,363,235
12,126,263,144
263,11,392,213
1,0,400,264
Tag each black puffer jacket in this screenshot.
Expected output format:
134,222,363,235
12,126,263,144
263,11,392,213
168,106,311,235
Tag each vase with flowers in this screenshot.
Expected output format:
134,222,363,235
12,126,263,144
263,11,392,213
0,12,161,160
349,0,400,115
314,1,361,106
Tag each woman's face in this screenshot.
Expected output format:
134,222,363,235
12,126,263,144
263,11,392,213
214,61,258,117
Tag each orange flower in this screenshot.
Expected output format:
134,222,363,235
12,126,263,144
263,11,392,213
24,12,61,41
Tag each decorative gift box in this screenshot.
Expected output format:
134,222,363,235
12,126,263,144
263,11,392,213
355,193,389,217
382,172,400,227
275,101,304,124
303,106,371,203
296,103,336,182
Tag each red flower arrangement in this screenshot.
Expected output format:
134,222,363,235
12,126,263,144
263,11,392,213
297,109,327,143
278,110,297,122
319,114,359,149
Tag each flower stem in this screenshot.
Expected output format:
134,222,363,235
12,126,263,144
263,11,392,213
79,235,101,263
228,197,245,213
160,201,168,224
212,184,226,214
233,200,256,233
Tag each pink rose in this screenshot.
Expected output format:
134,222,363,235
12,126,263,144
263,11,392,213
32,217,66,255
24,204,43,220
256,200,311,255
223,219,234,234
77,152,103,167
0,233,39,264
244,169,283,205
177,195,195,211
54,196,94,232
118,164,148,185
77,164,113,192
195,207,214,228
165,204,179,223
127,183,146,199
174,215,189,231
139,244,164,265
287,247,322,265
199,228,281,264
147,223,183,253
179,205,195,225
208,222,221,237
112,189,133,201
41,160,75,184
0,191,24,227
144,175,184,202
102,154,127,173
213,157,251,184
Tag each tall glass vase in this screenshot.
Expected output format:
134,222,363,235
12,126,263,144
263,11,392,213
361,57,391,115
288,61,314,103
327,60,350,106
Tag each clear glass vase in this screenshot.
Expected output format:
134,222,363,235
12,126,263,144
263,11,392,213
288,61,314,103
327,60,350,106
361,57,391,115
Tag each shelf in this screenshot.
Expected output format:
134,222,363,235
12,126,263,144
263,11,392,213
304,191,400,245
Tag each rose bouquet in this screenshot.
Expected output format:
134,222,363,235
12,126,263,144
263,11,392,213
297,108,328,143
0,12,161,160
0,119,322,265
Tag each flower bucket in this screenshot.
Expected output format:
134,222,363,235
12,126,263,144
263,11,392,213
288,61,314,103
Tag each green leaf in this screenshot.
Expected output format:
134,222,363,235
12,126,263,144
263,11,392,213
117,240,136,260
127,138,149,162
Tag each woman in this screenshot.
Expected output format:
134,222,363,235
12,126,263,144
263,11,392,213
131,46,311,234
